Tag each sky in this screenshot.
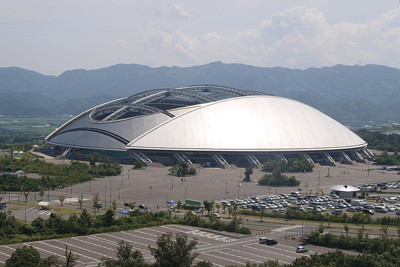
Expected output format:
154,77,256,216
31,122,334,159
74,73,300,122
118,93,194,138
1,0,400,75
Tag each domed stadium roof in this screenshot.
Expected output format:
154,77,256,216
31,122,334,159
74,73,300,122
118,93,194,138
45,85,367,164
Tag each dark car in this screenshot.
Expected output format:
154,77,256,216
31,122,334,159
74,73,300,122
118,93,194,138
266,239,278,245
363,209,374,215
138,204,148,209
259,238,278,245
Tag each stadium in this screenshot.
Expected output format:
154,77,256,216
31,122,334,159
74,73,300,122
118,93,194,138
41,85,371,167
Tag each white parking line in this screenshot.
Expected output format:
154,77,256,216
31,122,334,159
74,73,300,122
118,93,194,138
0,250,10,262
195,238,255,252
72,237,116,252
87,235,118,245
214,249,263,264
202,251,244,265
243,244,296,259
53,239,107,259
100,233,151,254
227,248,289,264
2,246,15,252
121,231,156,242
24,243,86,265
37,241,97,262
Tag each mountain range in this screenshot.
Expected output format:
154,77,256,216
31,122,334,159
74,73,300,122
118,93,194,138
1,62,400,127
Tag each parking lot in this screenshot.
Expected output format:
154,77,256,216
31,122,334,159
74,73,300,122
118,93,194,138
0,224,339,266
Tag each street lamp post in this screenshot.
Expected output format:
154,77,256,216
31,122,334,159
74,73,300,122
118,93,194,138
225,182,228,195
109,179,112,203
237,183,242,198
149,186,152,198
185,187,188,201
104,185,107,210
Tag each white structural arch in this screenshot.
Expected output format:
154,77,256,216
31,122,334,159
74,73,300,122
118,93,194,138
44,85,368,166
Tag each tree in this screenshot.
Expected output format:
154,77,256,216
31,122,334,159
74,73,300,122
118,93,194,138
39,189,45,201
344,223,350,237
93,193,102,215
215,203,221,213
177,200,182,213
221,203,227,214
203,200,213,216
78,194,84,210
102,209,115,227
232,204,238,218
59,195,65,207
243,167,253,182
5,246,41,267
149,232,198,267
111,199,117,218
78,208,93,230
128,201,136,210
133,160,145,170
64,244,79,267
228,205,233,218
101,240,146,267
317,223,325,235
23,190,29,222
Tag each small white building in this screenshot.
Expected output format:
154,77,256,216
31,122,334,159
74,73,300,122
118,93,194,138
330,185,360,198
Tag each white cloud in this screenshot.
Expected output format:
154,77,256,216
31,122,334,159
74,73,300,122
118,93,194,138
143,6,400,69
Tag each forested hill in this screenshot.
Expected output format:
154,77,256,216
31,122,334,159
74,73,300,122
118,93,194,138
1,62,400,127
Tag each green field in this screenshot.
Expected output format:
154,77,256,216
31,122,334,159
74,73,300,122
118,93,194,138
0,116,70,146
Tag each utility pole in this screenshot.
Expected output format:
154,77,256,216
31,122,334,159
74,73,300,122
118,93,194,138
109,179,112,203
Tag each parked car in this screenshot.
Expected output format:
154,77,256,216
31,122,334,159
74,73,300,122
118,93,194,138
266,239,278,245
259,238,277,245
212,213,221,219
331,209,343,215
296,246,309,253
363,209,374,215
375,206,388,213
138,204,148,209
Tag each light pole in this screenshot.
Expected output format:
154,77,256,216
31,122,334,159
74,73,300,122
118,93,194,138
185,187,188,201
171,179,174,190
149,186,152,198
104,185,107,210
121,172,124,186
225,182,228,195
237,183,241,198
118,186,121,200
109,179,112,203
